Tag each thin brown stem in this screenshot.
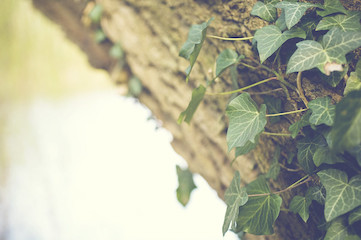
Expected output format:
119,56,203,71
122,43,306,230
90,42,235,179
297,71,309,107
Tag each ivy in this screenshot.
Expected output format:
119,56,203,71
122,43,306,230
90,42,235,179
176,1,361,238
176,165,197,206
226,93,267,151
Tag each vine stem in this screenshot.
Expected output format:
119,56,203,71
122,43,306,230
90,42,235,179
207,35,254,41
262,132,292,137
248,175,311,198
297,71,309,107
266,108,308,117
206,77,277,96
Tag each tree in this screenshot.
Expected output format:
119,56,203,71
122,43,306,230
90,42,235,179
31,0,361,239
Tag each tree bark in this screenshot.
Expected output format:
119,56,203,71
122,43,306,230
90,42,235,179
31,0,361,239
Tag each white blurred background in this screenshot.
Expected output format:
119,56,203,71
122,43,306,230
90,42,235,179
0,1,238,239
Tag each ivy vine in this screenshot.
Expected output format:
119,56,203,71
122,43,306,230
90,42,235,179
176,0,361,239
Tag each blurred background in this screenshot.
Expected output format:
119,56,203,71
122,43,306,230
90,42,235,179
0,0,238,239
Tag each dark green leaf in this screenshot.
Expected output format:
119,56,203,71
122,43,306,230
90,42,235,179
235,176,282,235
297,133,325,173
176,165,197,206
317,0,347,17
216,49,243,77
128,76,142,97
94,29,107,43
254,25,306,62
263,96,282,124
88,4,103,23
306,185,326,205
316,11,361,32
330,89,361,152
318,169,361,222
348,145,361,167
324,216,349,240
223,171,249,235
226,93,267,151
251,1,278,22
178,85,206,124
179,18,214,82
275,1,320,29
344,60,361,95
308,97,335,126
349,206,361,225
287,28,361,74
313,145,344,166
235,134,260,158
266,146,281,180
109,43,124,59
289,110,311,138
287,152,295,164
289,195,312,222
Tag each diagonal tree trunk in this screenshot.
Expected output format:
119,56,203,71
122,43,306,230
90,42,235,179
31,0,361,239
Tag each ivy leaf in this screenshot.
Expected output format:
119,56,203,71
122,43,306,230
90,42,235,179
297,133,325,173
235,134,260,158
275,11,287,31
317,0,347,17
263,96,282,124
222,171,249,235
235,176,282,235
324,216,349,240
316,11,361,32
289,110,311,138
330,89,361,152
178,85,206,124
179,18,214,82
289,195,312,222
313,145,344,167
318,169,361,222
176,165,197,206
216,49,244,78
287,28,361,74
344,60,361,95
306,185,326,205
349,206,361,225
308,97,335,126
275,1,320,29
251,1,278,22
348,145,361,167
254,25,306,63
226,93,267,151
266,146,281,180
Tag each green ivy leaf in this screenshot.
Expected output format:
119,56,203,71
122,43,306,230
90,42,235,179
179,18,214,83
275,1,320,29
297,133,325,173
216,49,244,78
289,110,311,138
222,171,249,235
235,176,282,235
348,145,361,167
289,195,312,222
176,165,197,206
308,97,335,126
226,93,267,151
318,169,361,222
275,11,287,31
88,4,103,23
263,96,282,124
316,11,361,32
306,185,326,205
251,1,278,22
344,60,361,95
235,134,260,158
178,85,206,124
128,76,142,97
324,216,349,240
254,25,306,63
349,206,361,225
317,0,347,17
313,145,344,167
287,28,361,74
330,89,361,152
266,146,281,180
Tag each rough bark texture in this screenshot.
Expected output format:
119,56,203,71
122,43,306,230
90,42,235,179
31,0,360,239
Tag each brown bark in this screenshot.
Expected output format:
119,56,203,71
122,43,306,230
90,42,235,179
31,0,360,239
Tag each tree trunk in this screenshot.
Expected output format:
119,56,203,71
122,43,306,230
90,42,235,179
31,0,360,239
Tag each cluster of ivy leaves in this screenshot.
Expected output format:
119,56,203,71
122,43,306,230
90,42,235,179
176,0,361,239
